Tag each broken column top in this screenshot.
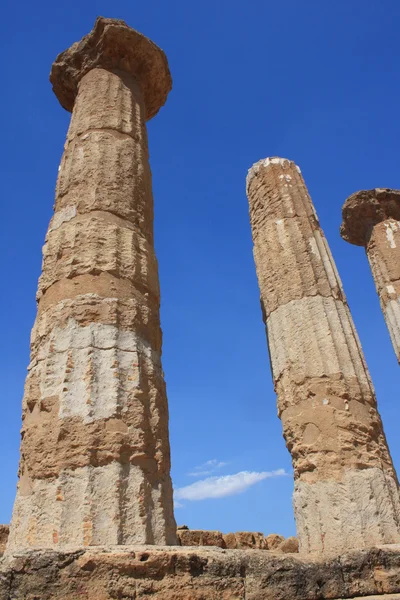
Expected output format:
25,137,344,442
341,188,400,246
50,16,172,120
246,157,301,193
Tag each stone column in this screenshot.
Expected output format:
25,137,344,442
246,157,400,555
341,188,400,364
7,18,177,552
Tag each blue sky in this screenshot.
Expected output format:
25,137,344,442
1,0,400,538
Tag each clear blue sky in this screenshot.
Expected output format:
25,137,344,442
1,0,399,538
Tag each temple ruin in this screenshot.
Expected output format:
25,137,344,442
1,16,400,600
341,188,400,364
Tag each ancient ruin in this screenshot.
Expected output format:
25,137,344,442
6,16,177,553
246,157,400,555
2,15,400,600
341,188,400,364
3,543,400,599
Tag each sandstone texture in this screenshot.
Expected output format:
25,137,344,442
7,18,177,553
246,157,400,555
341,189,400,363
0,528,8,557
0,526,298,555
1,544,400,599
176,529,296,552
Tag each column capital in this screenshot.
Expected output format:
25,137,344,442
341,188,400,246
50,16,172,120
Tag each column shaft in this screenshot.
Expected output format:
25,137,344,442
341,189,400,364
8,67,177,551
247,158,400,555
367,219,400,361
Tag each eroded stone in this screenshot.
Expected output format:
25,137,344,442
247,158,400,555
8,18,176,553
341,190,400,364
50,17,172,119
1,544,400,600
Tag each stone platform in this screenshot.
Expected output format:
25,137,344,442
1,544,400,599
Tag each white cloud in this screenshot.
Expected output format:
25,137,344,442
174,500,184,509
187,459,228,477
174,469,287,502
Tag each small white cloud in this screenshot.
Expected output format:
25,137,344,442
174,500,184,509
175,469,287,502
187,459,228,477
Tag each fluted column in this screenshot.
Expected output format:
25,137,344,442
7,18,177,553
246,157,400,555
341,188,400,364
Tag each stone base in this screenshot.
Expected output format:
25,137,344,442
1,545,400,599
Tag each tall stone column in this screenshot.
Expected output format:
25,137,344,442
7,18,177,552
341,188,400,364
246,157,400,555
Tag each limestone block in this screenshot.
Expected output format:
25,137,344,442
36,273,151,314
367,220,400,290
3,545,400,599
55,130,153,235
253,216,344,315
384,299,400,362
177,529,226,548
38,213,159,299
33,293,162,354
278,375,394,483
266,296,372,398
265,533,285,550
26,320,161,420
21,319,171,480
67,68,148,143
223,532,238,549
234,531,267,549
7,464,176,550
0,527,9,557
278,536,299,553
294,467,400,555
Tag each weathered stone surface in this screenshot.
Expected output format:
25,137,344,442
177,529,226,548
253,216,344,316
247,157,400,555
7,19,177,553
34,293,162,353
279,536,299,553
267,297,372,401
38,213,160,299
66,68,149,141
223,532,238,549
234,531,267,550
55,131,153,237
1,544,400,599
0,528,8,557
50,17,172,119
340,189,400,247
265,534,285,550
177,529,297,553
341,189,400,363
